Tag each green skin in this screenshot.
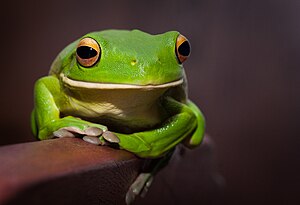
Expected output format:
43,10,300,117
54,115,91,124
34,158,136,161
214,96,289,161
31,29,205,158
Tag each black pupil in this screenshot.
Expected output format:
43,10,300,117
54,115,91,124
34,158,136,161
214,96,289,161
178,41,190,56
76,46,97,59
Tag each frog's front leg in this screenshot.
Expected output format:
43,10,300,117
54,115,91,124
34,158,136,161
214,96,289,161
117,96,205,158
31,76,109,142
122,97,205,203
185,100,206,147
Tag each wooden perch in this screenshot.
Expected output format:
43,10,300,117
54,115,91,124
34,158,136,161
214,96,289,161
0,135,220,205
0,138,142,205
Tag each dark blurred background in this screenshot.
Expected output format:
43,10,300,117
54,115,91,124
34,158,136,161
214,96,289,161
0,0,299,204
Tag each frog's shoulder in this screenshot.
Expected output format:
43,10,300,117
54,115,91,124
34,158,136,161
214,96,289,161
49,39,79,76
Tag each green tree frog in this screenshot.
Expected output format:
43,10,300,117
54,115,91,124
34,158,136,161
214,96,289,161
32,29,205,158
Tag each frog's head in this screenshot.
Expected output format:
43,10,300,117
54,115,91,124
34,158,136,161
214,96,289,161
51,30,191,88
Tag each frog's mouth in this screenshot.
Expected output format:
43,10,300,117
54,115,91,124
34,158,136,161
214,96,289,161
60,73,183,90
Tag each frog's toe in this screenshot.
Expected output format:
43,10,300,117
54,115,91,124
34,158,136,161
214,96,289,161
102,131,120,143
140,175,153,197
84,127,103,136
53,128,76,138
60,126,86,135
125,173,153,204
83,136,101,145
53,126,87,138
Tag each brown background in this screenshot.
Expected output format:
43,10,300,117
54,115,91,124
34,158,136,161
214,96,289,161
0,0,299,204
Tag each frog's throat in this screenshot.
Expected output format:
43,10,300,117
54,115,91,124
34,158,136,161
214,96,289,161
60,73,183,90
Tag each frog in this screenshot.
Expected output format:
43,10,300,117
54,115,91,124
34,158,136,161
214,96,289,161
31,29,205,203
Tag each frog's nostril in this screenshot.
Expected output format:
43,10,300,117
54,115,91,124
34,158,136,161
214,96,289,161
131,59,137,66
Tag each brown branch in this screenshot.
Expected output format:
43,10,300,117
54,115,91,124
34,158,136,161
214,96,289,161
0,138,142,205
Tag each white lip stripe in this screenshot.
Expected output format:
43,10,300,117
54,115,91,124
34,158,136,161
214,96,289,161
60,73,183,90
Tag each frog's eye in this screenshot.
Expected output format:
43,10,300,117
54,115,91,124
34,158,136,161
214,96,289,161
76,37,101,67
175,34,191,64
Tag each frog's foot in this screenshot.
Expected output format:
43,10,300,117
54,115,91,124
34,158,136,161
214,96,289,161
125,173,153,205
53,126,120,146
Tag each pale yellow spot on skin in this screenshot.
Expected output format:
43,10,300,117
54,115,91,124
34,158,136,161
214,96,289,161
131,59,137,66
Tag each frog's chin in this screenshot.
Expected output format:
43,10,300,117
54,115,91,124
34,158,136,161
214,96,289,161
60,73,183,90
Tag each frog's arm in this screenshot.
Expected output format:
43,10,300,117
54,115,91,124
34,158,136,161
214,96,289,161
32,76,107,140
32,76,61,139
124,98,205,203
185,100,206,146
117,97,205,158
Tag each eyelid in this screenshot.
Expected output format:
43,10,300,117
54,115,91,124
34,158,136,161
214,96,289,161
77,38,100,52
